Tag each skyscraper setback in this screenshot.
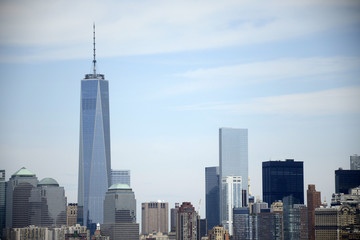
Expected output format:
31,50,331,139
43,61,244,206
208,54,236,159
77,25,111,231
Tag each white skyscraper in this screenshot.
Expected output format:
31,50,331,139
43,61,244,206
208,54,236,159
219,128,248,234
221,176,242,235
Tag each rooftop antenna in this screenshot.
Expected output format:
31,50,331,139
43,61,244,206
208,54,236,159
93,23,97,76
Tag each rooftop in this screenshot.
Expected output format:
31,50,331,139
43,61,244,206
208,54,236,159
12,167,36,177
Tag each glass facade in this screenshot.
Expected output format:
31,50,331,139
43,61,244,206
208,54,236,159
111,170,130,186
219,128,248,233
78,73,111,231
205,166,219,231
0,170,5,239
262,159,304,205
335,169,360,194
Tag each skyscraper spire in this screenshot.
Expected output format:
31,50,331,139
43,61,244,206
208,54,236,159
93,23,97,76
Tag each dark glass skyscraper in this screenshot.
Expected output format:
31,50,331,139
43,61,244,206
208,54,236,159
335,169,360,194
78,25,111,230
262,159,304,205
205,166,219,231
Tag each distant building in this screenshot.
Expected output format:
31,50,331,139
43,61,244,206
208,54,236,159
111,170,130,186
350,154,360,170
197,218,207,240
176,202,198,240
5,167,38,228
0,170,6,239
262,159,304,205
28,177,67,227
101,184,139,240
307,184,321,240
252,202,268,214
67,203,78,226
170,203,179,233
140,231,169,240
232,207,257,240
208,225,230,240
257,209,282,240
335,169,360,194
141,201,168,235
221,176,242,234
283,196,308,240
205,166,220,231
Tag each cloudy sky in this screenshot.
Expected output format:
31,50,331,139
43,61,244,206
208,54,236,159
1,0,360,220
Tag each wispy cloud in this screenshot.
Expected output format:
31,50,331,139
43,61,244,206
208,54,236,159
0,0,359,62
162,56,360,95
172,87,360,116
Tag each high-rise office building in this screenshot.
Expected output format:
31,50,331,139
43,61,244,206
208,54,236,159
257,209,283,240
28,178,67,227
350,154,360,170
221,175,242,235
111,170,130,186
262,159,304,205
170,203,179,233
232,207,257,240
205,166,219,231
101,184,139,240
0,170,5,239
335,169,360,194
5,167,38,228
176,202,198,240
219,128,248,233
141,201,168,234
283,196,308,240
78,25,111,231
307,184,321,240
67,203,78,226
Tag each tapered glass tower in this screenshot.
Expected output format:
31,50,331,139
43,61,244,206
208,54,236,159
78,25,111,231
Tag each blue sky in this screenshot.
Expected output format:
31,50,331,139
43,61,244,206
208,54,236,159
1,0,360,219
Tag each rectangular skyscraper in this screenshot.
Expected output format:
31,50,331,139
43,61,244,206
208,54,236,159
78,25,111,232
219,128,248,234
205,167,219,231
141,201,168,235
111,170,130,186
350,154,360,170
262,159,304,205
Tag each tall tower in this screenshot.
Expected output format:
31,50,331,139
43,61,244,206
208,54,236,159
307,184,321,240
219,128,248,233
205,166,219,231
141,201,168,235
78,24,111,231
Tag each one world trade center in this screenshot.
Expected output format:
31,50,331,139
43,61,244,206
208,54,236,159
77,25,111,232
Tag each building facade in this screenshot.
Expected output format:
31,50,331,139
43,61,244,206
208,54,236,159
28,177,67,227
350,154,360,170
262,159,304,205
307,184,321,240
205,166,219,231
5,167,38,228
219,128,248,234
176,202,198,240
67,203,78,226
208,225,230,240
101,184,139,240
232,207,257,240
111,170,130,186
78,26,112,231
257,209,283,240
0,170,5,239
170,203,179,233
221,176,242,235
335,169,360,194
283,196,308,240
141,201,168,234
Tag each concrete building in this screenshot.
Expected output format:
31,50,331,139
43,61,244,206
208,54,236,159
176,202,198,240
67,203,78,226
111,170,130,186
350,154,360,170
257,209,283,240
141,201,168,234
101,184,139,240
28,177,67,227
263,159,304,205
307,184,321,240
208,226,230,240
252,201,268,214
205,166,220,231
5,167,38,228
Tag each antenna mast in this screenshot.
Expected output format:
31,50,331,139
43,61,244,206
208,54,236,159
93,23,97,76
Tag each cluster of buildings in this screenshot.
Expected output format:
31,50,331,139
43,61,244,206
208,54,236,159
1,28,360,239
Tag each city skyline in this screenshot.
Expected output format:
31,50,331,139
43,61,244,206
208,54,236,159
1,0,360,220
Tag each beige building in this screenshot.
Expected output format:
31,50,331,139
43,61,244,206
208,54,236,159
208,226,230,240
140,231,169,240
142,201,168,234
67,203,78,226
